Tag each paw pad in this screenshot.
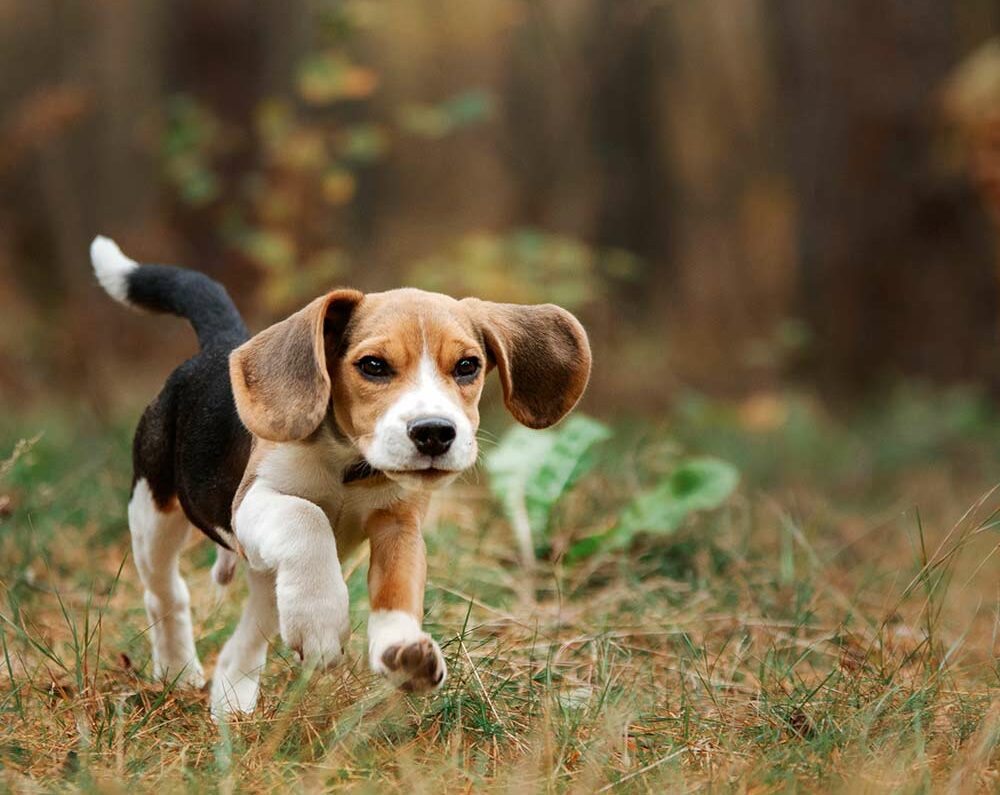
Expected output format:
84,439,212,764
381,637,445,692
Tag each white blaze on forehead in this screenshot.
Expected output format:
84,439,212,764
404,350,458,417
376,348,463,433
364,344,477,473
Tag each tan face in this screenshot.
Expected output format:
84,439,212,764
229,286,593,492
330,290,487,486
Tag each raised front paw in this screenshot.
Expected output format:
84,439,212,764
368,610,447,692
379,636,447,692
278,582,351,669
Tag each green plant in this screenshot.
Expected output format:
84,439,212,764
485,415,611,564
484,415,740,564
567,456,740,562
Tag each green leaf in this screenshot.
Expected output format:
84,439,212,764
485,415,611,540
567,457,739,562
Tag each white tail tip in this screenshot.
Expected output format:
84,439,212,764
90,235,137,304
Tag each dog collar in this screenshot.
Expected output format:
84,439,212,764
343,459,382,484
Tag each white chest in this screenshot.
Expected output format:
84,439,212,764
254,436,404,553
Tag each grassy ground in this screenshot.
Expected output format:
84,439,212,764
0,386,998,792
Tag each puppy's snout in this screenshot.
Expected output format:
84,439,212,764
407,417,456,457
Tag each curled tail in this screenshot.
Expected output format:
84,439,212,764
90,236,249,350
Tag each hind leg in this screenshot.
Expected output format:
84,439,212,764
128,478,204,687
211,567,278,718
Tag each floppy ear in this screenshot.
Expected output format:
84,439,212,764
463,299,592,429
230,289,363,441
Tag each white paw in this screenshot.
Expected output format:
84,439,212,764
144,587,204,688
278,580,351,669
153,657,205,689
210,667,259,719
369,610,447,692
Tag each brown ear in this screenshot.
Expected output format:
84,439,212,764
230,289,363,441
463,299,592,429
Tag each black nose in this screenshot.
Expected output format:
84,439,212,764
407,417,456,457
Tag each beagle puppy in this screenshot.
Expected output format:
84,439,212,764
90,236,591,717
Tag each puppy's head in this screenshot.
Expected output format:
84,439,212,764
230,288,591,489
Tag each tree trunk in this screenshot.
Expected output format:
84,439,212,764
774,0,999,391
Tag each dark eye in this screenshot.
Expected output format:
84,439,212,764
356,356,392,380
453,356,481,382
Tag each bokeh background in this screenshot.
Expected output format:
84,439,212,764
3,5,1000,789
5,0,1000,415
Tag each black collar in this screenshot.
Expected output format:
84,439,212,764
343,459,382,484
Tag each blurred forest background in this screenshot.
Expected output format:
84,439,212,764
5,0,1000,415
5,6,1000,788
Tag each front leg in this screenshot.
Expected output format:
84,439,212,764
366,503,446,692
235,484,350,668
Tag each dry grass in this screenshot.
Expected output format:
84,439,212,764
1,389,998,792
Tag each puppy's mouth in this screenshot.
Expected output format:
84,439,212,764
384,466,455,479
382,466,462,490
